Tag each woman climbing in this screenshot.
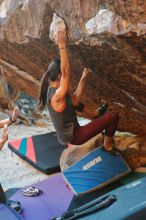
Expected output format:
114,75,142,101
39,27,120,155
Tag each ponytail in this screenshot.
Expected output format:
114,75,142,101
39,59,61,111
39,72,49,111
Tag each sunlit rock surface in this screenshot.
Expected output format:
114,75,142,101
0,0,146,135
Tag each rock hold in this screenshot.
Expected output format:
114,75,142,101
49,12,66,41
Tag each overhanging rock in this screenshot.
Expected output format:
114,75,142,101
0,0,146,135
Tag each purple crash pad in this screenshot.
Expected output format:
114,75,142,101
11,173,73,220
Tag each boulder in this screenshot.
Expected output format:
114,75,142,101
0,0,145,135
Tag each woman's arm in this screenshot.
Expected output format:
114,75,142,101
72,68,89,106
0,124,8,150
0,119,12,128
55,28,70,101
0,106,19,128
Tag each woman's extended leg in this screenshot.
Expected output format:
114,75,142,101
71,111,119,149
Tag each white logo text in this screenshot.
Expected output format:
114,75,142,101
83,156,102,170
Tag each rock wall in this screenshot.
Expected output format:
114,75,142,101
0,0,146,135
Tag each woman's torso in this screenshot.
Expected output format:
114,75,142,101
47,87,78,144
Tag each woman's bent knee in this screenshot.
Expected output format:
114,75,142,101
105,111,119,121
111,111,119,121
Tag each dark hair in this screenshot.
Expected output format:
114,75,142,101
39,59,61,111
